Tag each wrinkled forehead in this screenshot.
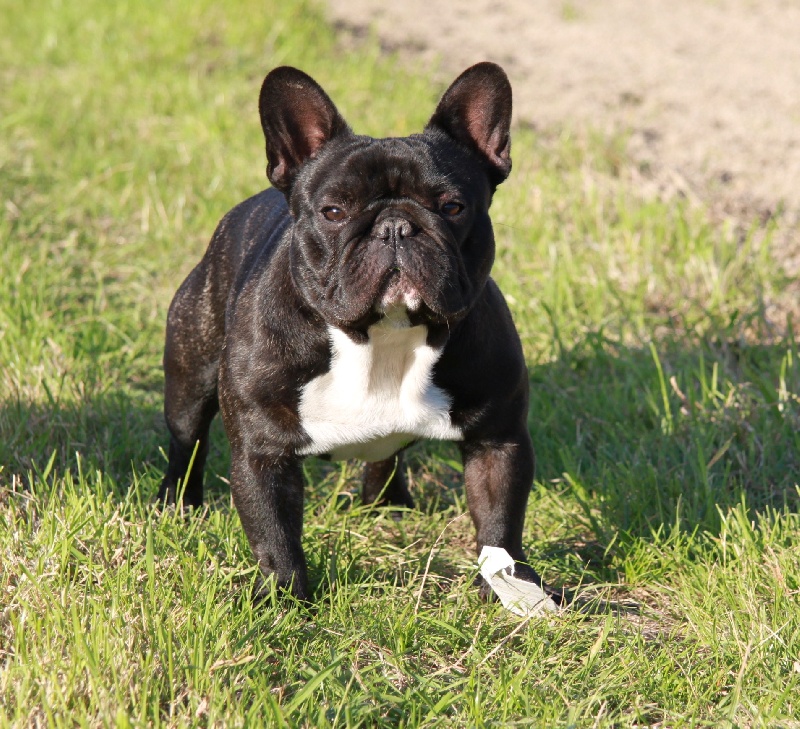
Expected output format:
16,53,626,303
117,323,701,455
299,135,474,205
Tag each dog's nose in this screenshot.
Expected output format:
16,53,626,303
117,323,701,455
377,217,416,245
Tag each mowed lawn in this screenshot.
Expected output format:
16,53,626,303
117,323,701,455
2,0,800,725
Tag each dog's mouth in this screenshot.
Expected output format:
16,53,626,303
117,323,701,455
376,269,422,313
321,256,470,334
371,269,468,332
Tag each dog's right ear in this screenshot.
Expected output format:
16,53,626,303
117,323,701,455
259,67,351,193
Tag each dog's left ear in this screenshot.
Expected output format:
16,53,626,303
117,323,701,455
259,67,351,193
426,62,512,185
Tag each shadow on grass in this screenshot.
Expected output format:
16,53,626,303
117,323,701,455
3,330,799,526
0,390,229,500
528,329,800,542
2,327,799,609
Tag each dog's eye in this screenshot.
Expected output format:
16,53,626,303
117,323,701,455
322,206,346,222
440,202,464,217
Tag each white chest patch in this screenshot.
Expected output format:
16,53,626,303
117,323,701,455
298,308,463,462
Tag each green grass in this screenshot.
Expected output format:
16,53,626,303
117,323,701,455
2,0,800,725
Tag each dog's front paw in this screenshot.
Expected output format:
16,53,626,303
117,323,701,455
252,573,310,605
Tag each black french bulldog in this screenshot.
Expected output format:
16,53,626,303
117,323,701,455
158,62,554,602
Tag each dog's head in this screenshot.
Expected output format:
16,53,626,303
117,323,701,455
259,63,512,332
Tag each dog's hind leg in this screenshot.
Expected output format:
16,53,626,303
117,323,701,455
159,361,218,509
157,265,224,509
362,452,414,508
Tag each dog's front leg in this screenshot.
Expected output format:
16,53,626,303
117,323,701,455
460,432,546,591
229,451,309,601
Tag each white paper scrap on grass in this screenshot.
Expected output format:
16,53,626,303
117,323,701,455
478,546,560,617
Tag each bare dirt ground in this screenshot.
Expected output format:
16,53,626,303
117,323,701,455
327,0,800,261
